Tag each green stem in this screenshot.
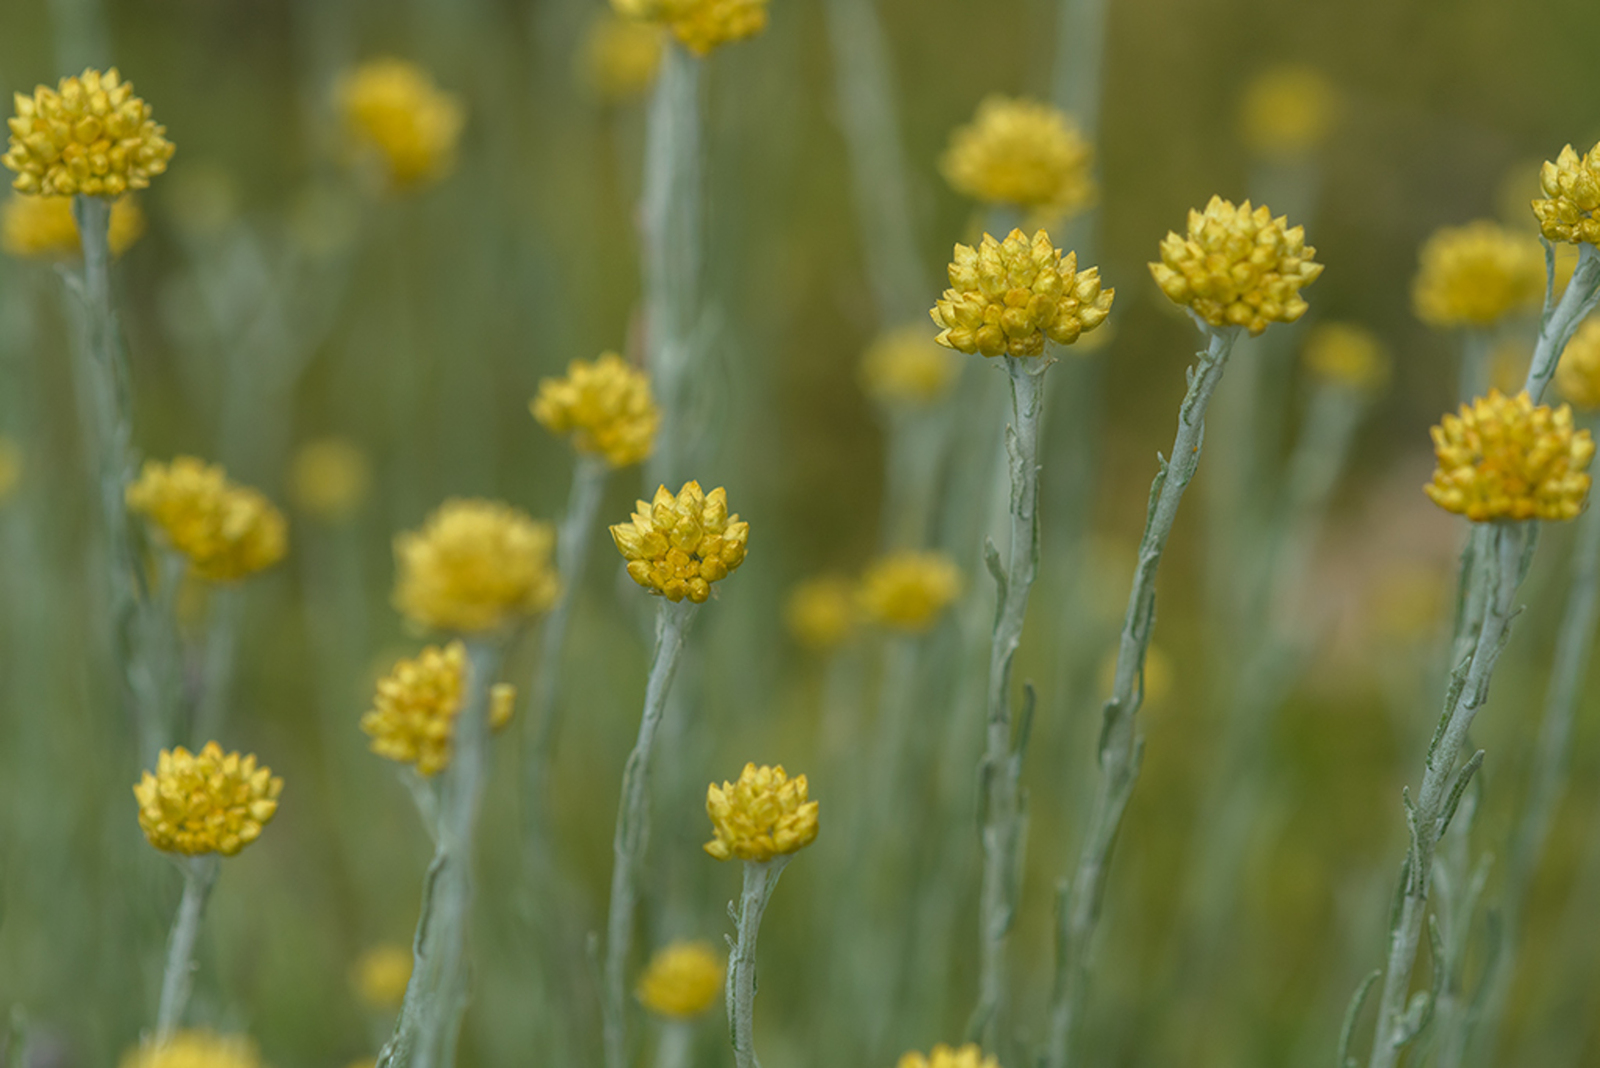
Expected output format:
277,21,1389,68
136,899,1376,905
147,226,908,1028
1526,243,1600,404
154,854,219,1043
726,857,790,1068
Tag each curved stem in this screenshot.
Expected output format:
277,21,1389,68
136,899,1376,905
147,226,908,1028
154,855,219,1043
726,857,789,1068
1525,243,1600,404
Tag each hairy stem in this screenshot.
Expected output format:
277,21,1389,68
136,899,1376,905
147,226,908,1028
1526,242,1600,404
154,854,219,1043
726,857,790,1068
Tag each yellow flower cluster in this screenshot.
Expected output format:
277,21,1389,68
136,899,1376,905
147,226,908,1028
4,68,174,197
337,59,464,192
610,481,749,603
1411,221,1544,328
1302,322,1390,395
636,940,724,1018
897,1046,1000,1068
393,499,560,631
582,13,665,101
126,457,288,583
289,437,372,521
784,575,857,651
120,1032,264,1068
362,643,467,776
0,436,19,504
1556,318,1600,411
134,742,283,857
353,944,413,1010
859,325,961,407
612,0,769,56
704,763,819,862
1425,390,1594,522
940,96,1095,217
531,352,660,467
1149,196,1322,335
1238,65,1337,158
857,551,961,633
931,229,1113,358
1533,142,1600,246
1,192,143,258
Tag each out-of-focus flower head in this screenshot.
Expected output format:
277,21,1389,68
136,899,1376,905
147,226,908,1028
126,457,287,583
610,481,748,603
897,1044,1000,1068
134,742,283,857
1411,221,1544,329
581,13,665,101
1,192,142,258
1238,65,1337,159
612,0,769,57
857,551,961,633
636,940,724,1018
362,642,468,776
1149,196,1322,336
337,59,464,193
4,68,174,197
784,575,857,651
290,437,371,521
1533,142,1600,246
1425,389,1593,522
352,944,412,1010
704,762,819,862
532,352,659,468
0,436,19,504
940,96,1095,218
1557,318,1600,411
394,499,560,632
120,1032,264,1068
1302,322,1390,396
859,325,961,407
931,229,1113,357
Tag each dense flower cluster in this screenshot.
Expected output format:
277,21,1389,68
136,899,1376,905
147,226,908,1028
612,0,769,56
531,352,659,467
289,437,371,521
931,229,1113,357
1533,142,1600,246
393,499,560,631
897,1046,1000,1068
362,643,468,776
1556,317,1600,411
1411,221,1544,328
582,13,664,101
940,96,1095,216
337,59,464,192
126,457,287,582
134,743,283,857
635,941,724,1018
784,575,857,651
4,68,174,197
610,481,749,603
859,325,961,407
1302,322,1390,395
1425,390,1594,522
1149,196,1322,335
1,192,143,257
353,944,413,1009
704,763,819,862
120,1032,264,1068
1238,65,1337,158
857,551,961,632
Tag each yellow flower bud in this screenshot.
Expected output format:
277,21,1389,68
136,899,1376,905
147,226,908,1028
1425,390,1593,522
1533,142,1600,246
532,352,659,468
1302,322,1390,396
126,457,287,583
581,13,665,102
1238,65,1337,159
4,68,174,197
931,229,1113,358
610,481,749,603
859,325,961,407
857,551,961,633
614,0,769,56
119,1032,264,1068
337,59,464,193
362,642,470,776
1557,318,1600,411
785,575,857,651
704,763,819,862
897,1044,1000,1068
1411,221,1544,329
393,499,560,632
352,944,413,1010
1,192,143,258
133,742,283,857
940,96,1095,217
289,437,371,521
636,940,724,1018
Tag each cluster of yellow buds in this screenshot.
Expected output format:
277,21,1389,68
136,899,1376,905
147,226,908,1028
352,944,413,1010
126,457,287,583
610,481,749,603
940,96,1095,218
636,940,725,1018
120,1032,264,1068
134,742,283,857
784,575,857,651
859,325,961,407
1,191,143,258
612,0,769,56
1149,196,1322,335
393,499,560,632
1533,142,1600,246
581,13,665,101
337,58,464,192
897,1045,1001,1068
289,437,372,521
531,352,660,468
361,642,501,776
1301,322,1390,396
4,68,174,197
1556,318,1600,410
857,551,961,633
0,436,18,504
1425,390,1594,522
1237,65,1337,159
704,763,819,862
1411,221,1544,328
931,229,1113,358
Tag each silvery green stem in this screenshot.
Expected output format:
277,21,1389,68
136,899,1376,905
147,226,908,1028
47,0,108,72
603,599,695,1068
654,1020,693,1068
1526,242,1600,404
1047,321,1239,1068
1050,0,1109,141
726,857,790,1068
154,854,219,1043
967,355,1048,1048
1365,521,1533,1068
1458,330,1491,404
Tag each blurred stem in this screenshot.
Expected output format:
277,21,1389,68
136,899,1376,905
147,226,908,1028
881,407,952,550
193,585,241,746
154,854,219,1043
1050,0,1108,140
1526,242,1600,404
47,0,108,72
603,600,696,1068
1047,321,1239,1068
726,857,790,1068
1458,330,1490,403
1365,521,1533,1068
654,1020,693,1068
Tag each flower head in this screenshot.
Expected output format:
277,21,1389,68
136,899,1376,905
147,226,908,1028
0,437,19,504
290,437,372,521
394,499,560,631
134,742,283,856
931,229,1113,358
2,192,142,258
1411,221,1544,329
897,1046,1000,1068
1302,322,1389,395
859,326,961,407
126,457,287,582
532,352,659,467
581,13,665,101
1425,390,1593,522
337,59,464,192
1149,196,1322,336
858,551,961,633
1238,65,1337,158
353,945,413,1010
614,0,769,56
610,481,749,603
704,763,818,862
785,575,857,651
362,642,467,776
4,68,174,197
940,96,1095,217
636,941,725,1018
1533,142,1600,246
1556,318,1600,410
120,1032,264,1068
